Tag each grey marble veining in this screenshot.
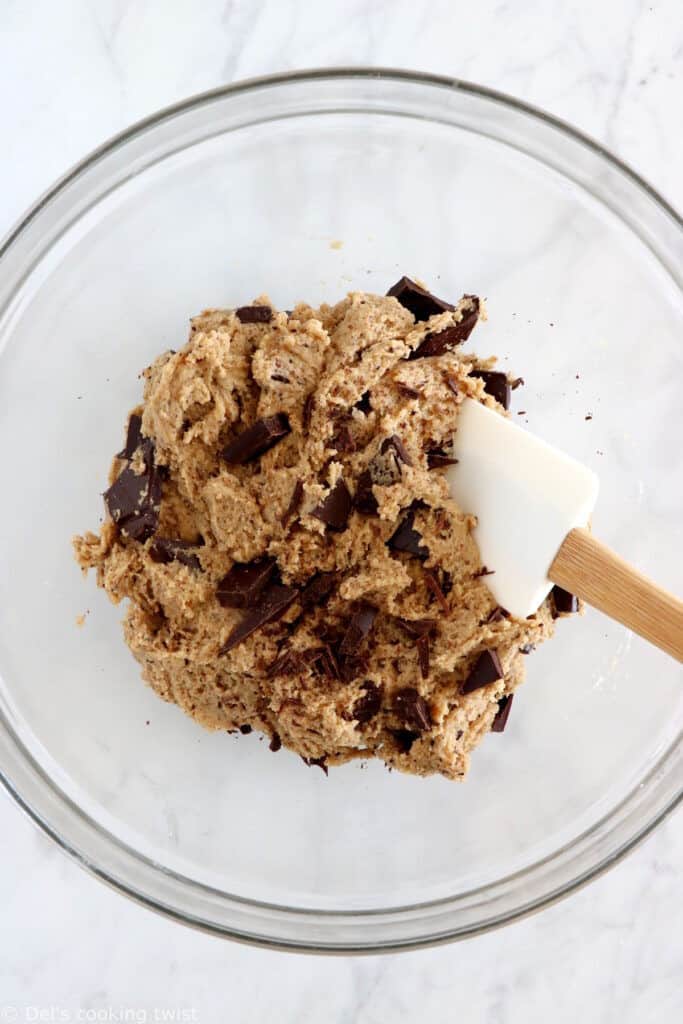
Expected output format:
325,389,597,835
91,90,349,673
0,1,681,1021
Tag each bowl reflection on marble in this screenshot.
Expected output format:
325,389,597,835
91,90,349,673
0,69,681,952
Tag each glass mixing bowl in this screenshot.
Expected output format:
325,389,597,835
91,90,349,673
0,69,681,952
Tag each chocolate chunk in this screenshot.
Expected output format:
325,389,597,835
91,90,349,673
381,434,413,467
491,694,514,733
281,480,304,527
239,724,252,735
149,537,203,571
269,732,282,752
416,635,430,679
355,391,372,414
352,681,383,723
444,373,460,397
117,414,143,460
300,571,339,609
222,413,290,464
386,276,455,321
388,504,428,559
271,373,290,383
473,565,495,578
485,606,510,624
394,687,432,731
235,305,272,324
398,617,437,639
339,604,377,656
104,438,164,543
510,377,525,390
423,569,449,613
339,654,368,684
551,585,579,616
470,370,511,410
353,469,378,515
519,643,535,655
302,393,315,429
312,477,352,530
216,558,276,608
426,447,458,469
304,644,340,680
219,583,298,654
328,424,356,453
462,649,504,694
410,300,479,359
390,728,420,753
268,649,305,676
303,755,328,775
396,382,421,399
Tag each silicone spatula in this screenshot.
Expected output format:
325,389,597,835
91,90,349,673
446,398,683,662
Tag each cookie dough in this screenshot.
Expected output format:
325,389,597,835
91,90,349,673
74,278,572,780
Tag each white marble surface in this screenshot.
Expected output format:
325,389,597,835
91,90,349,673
0,1,681,1020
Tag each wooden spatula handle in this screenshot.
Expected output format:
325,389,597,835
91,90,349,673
550,528,683,662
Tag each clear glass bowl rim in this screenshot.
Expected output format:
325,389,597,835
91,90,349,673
0,67,680,954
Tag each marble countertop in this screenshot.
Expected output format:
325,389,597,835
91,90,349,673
1,1,680,1020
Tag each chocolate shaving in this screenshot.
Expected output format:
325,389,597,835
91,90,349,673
462,649,504,694
271,373,290,383
388,504,429,559
386,276,455,321
235,305,272,324
551,585,579,616
398,618,437,639
339,604,377,656
353,469,378,515
328,424,356,453
269,732,282,752
394,687,432,731
219,583,298,654
300,572,339,610
396,382,421,399
426,447,458,469
352,681,383,723
381,434,413,467
302,393,315,429
149,537,204,571
491,694,514,733
470,370,511,410
304,645,340,680
485,606,510,624
312,477,352,530
268,649,305,676
510,377,525,390
410,299,480,359
390,728,420,753
281,480,304,527
303,755,328,775
473,566,495,578
423,569,449,613
117,413,143,460
222,413,290,464
444,373,460,397
416,635,430,679
355,391,372,414
216,558,276,608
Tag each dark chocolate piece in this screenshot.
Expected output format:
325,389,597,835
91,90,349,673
426,447,458,469
388,505,428,559
271,373,290,383
551,585,579,616
353,469,378,515
416,635,430,679
239,724,252,735
269,732,282,752
300,572,339,610
410,299,479,359
393,687,432,731
328,424,356,453
104,437,164,543
117,414,143,460
339,604,377,656
519,643,535,655
281,480,304,527
302,394,315,429
352,681,383,723
312,477,352,530
470,370,511,410
216,558,276,608
268,649,305,676
398,617,437,639
304,644,340,679
390,728,420,753
510,377,525,390
473,566,495,578
381,434,413,467
339,654,369,684
485,606,510,624
396,382,421,399
222,414,290,464
423,570,449,614
235,305,272,324
303,755,328,775
149,537,203,570
444,373,460,397
491,694,514,733
219,583,298,654
462,649,504,694
386,276,455,321
355,391,372,414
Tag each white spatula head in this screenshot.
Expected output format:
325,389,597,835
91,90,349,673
446,399,599,618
